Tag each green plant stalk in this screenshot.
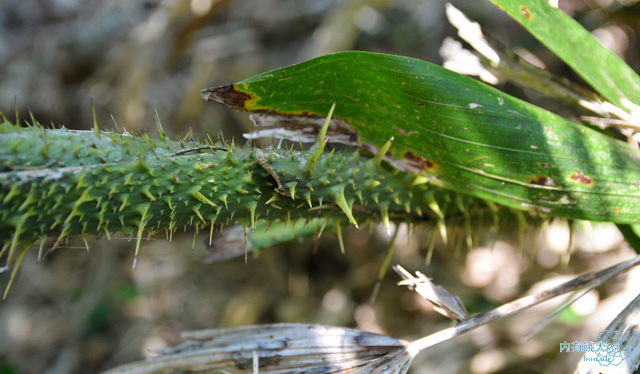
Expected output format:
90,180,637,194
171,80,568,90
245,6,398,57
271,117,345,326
0,120,502,294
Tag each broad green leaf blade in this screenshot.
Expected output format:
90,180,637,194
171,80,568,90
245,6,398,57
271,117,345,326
202,51,640,223
488,0,640,113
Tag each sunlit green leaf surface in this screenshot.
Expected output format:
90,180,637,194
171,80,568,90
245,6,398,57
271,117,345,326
489,0,640,111
203,51,640,223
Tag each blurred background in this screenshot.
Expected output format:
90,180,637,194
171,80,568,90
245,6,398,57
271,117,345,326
1,0,640,373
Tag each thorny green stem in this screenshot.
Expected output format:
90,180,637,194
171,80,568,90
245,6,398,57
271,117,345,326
0,119,509,297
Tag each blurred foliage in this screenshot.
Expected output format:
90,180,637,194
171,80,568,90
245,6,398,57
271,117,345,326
1,0,640,373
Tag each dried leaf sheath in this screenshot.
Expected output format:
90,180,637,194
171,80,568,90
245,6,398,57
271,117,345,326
102,323,412,374
104,256,640,374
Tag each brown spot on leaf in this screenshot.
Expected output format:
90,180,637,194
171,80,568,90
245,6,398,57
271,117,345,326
569,169,593,185
404,151,435,171
520,5,532,20
540,163,552,168
418,102,425,107
528,175,551,186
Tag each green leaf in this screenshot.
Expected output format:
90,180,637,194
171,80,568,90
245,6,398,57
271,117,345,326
203,51,640,223
617,224,640,254
488,0,640,112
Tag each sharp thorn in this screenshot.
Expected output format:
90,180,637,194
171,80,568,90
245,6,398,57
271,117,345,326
424,225,439,264
3,246,29,300
332,185,358,228
288,182,297,200
380,205,391,236
91,99,99,134
372,136,394,167
154,108,166,141
437,218,448,245
335,220,345,254
314,101,336,148
305,138,328,177
243,224,249,264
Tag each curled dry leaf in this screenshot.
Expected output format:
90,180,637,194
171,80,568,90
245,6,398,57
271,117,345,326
394,265,469,322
